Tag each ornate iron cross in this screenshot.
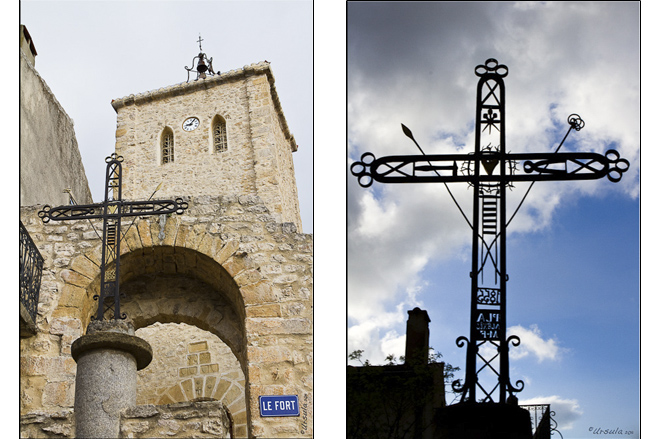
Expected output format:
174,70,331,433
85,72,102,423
38,153,189,321
350,59,629,404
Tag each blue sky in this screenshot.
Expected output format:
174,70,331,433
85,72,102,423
347,2,639,437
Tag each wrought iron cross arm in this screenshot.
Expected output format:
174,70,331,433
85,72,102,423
38,203,103,222
121,198,189,217
350,152,465,187
509,150,629,183
350,149,629,186
37,198,189,223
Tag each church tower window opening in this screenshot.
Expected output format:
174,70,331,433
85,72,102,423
162,127,174,164
212,115,228,153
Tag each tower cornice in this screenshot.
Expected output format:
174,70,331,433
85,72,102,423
110,61,297,152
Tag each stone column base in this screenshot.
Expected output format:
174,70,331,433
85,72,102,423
71,320,152,438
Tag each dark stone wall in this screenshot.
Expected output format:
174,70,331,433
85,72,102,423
434,403,532,439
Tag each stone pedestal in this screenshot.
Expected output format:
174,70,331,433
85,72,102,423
71,320,152,439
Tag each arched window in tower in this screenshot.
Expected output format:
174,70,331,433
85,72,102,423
212,115,228,153
161,127,174,164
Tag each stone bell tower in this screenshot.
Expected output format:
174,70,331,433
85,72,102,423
110,47,303,231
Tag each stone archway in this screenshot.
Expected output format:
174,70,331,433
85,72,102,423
117,246,247,369
21,198,313,438
136,322,248,437
114,244,249,437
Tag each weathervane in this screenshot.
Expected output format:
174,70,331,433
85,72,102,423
185,34,218,82
350,58,629,404
38,154,189,321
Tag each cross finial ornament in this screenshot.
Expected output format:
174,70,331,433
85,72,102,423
350,58,629,404
39,154,189,321
185,34,217,82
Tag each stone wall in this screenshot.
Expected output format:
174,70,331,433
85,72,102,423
136,322,248,437
111,62,303,232
20,49,92,206
120,401,232,438
19,401,233,438
20,194,313,438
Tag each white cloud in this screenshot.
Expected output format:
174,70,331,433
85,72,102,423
347,2,637,370
380,330,406,360
508,324,564,363
519,395,584,430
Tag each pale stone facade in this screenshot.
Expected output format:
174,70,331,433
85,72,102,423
111,62,302,232
20,56,312,438
20,401,233,438
20,27,92,206
135,323,248,436
20,194,313,437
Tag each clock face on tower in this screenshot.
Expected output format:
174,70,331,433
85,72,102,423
182,117,200,131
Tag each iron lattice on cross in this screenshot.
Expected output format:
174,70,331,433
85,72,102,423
39,153,189,321
350,58,629,404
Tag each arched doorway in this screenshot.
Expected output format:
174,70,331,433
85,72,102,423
87,244,250,437
136,322,247,437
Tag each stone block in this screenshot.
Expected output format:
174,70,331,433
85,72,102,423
49,317,82,337
174,224,190,248
189,341,208,353
70,255,99,279
246,304,282,318
247,346,292,365
60,269,90,288
199,352,211,364
246,317,311,336
223,254,249,277
57,283,86,308
181,379,194,400
200,364,219,374
167,385,185,403
240,281,277,304
193,377,204,399
162,217,180,246
233,409,247,426
137,220,153,248
204,376,217,398
43,380,74,407
124,224,142,252
212,380,231,400
214,240,239,264
233,268,263,288
179,366,197,377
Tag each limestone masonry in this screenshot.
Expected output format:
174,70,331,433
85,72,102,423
20,48,92,206
111,62,302,232
21,49,312,438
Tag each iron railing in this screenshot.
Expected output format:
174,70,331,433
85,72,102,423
520,404,563,439
20,221,44,325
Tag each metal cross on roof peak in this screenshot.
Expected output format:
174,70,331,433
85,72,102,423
185,34,217,82
350,58,629,404
38,153,189,321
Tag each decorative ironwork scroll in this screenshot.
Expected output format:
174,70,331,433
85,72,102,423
521,404,563,438
349,58,629,404
185,34,218,82
38,153,189,321
20,221,44,324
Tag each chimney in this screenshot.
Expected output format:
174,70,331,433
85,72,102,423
404,307,430,365
20,25,38,66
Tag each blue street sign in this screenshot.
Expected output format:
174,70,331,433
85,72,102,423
259,395,300,417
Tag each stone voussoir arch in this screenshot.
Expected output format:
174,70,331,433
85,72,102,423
22,195,313,437
63,210,272,331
